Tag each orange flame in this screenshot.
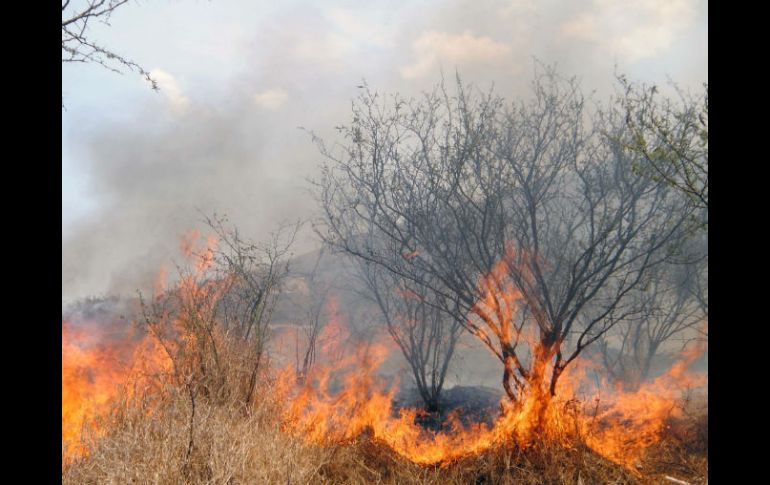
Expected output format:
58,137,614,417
279,317,706,468
62,231,215,461
278,247,707,469
63,232,706,473
575,342,708,468
61,322,171,461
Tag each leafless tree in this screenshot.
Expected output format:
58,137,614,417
139,214,299,405
313,67,696,426
357,255,463,413
292,252,334,385
689,248,708,331
599,258,706,390
205,214,300,404
139,249,228,402
62,0,157,90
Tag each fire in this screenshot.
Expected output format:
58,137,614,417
62,321,171,461
278,301,706,469
62,230,706,474
179,229,218,273
62,229,219,461
576,342,708,468
279,319,706,468
64,304,705,469
62,322,129,459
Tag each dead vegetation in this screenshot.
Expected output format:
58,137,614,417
62,215,706,485
62,70,708,480
62,341,707,485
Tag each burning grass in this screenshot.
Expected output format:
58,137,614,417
62,379,707,485
62,232,707,484
62,317,707,485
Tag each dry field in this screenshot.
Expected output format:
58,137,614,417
62,325,707,485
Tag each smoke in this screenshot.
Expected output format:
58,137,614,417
62,0,707,303
62,97,315,301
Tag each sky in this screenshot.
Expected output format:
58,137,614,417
62,0,708,304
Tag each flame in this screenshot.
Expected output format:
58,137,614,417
576,342,708,468
279,317,706,468
61,322,171,461
62,322,128,459
62,230,220,461
64,306,705,469
278,249,706,469
180,229,218,273
62,232,706,473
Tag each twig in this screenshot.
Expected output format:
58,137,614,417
663,476,691,485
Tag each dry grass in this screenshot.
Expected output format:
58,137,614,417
63,369,707,485
63,242,707,484
62,379,330,485
313,437,640,485
638,396,708,484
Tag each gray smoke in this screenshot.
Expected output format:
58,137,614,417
62,0,707,303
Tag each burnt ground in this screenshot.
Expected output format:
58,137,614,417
394,385,505,430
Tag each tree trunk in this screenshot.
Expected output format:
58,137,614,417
502,355,518,402
515,342,558,442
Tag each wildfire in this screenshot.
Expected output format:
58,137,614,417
62,230,219,461
61,321,171,461
62,231,707,474
277,304,706,469
577,342,708,468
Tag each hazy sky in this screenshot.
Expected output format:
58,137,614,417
62,0,708,303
